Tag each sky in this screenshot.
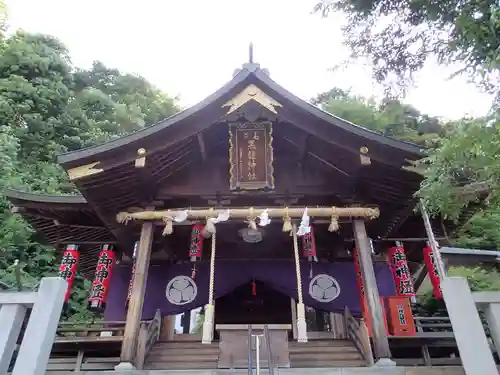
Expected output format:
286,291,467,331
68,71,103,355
6,0,494,120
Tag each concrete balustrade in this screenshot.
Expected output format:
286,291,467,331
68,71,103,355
441,276,500,375
0,277,66,375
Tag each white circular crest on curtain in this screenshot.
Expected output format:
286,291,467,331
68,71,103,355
308,274,340,303
165,275,198,305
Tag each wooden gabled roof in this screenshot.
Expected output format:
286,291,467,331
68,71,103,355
5,189,116,277
6,60,431,277
57,62,422,170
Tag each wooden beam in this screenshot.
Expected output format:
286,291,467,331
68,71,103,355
59,241,119,245
197,132,207,162
353,219,392,361
282,136,350,177
383,201,418,238
119,221,154,367
117,205,380,224
412,264,428,292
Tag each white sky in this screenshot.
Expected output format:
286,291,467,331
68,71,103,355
6,0,494,120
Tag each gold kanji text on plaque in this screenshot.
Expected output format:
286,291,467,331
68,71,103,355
229,121,274,190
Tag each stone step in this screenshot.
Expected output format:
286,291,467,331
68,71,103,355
153,341,219,349
149,348,220,356
147,352,220,362
290,351,362,361
288,345,359,354
290,359,366,368
145,361,217,370
289,339,354,347
149,346,220,355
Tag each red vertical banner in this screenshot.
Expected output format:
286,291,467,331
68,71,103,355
189,225,204,261
58,244,80,303
302,226,317,257
353,248,388,336
126,262,136,307
423,246,443,299
88,244,116,312
352,248,367,314
387,246,415,296
126,242,139,308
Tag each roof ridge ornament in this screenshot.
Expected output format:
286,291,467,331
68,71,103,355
222,84,282,115
232,43,270,77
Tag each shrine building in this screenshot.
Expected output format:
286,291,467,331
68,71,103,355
5,55,460,373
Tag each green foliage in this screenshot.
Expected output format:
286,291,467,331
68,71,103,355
312,87,444,146
416,266,500,316
417,115,500,248
0,29,179,320
314,0,500,97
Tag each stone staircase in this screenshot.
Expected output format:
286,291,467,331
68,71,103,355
289,339,366,368
144,338,365,370
144,340,220,370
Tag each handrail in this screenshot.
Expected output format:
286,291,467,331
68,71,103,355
247,324,253,375
344,306,374,366
264,324,274,375
135,309,162,369
55,319,151,338
255,334,261,375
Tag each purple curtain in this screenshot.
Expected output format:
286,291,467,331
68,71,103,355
104,260,396,321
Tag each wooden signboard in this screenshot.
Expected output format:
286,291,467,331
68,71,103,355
229,121,274,190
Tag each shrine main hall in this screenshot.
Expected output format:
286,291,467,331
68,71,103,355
5,56,461,373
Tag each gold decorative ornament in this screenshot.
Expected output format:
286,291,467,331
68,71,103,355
135,148,147,168
67,162,104,181
282,207,292,232
359,146,371,165
222,84,282,115
328,207,340,232
162,214,173,236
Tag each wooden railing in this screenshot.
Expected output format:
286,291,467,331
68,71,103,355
414,316,453,335
53,313,161,370
343,307,374,366
56,320,128,338
135,309,162,369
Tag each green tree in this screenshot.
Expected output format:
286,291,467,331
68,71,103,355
0,30,179,321
416,266,500,316
314,0,500,97
312,87,444,146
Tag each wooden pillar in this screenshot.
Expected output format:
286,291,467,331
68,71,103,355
117,222,154,368
181,311,191,334
352,219,392,362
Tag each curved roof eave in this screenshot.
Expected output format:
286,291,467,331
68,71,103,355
56,68,254,166
4,189,88,205
252,69,424,156
57,64,424,167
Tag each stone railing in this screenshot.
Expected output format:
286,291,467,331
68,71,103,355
441,277,498,375
0,277,66,375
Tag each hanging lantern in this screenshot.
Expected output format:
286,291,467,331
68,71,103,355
302,226,318,278
387,243,415,297
88,244,116,312
58,244,80,303
423,246,442,299
301,226,317,259
189,225,204,261
126,241,139,309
